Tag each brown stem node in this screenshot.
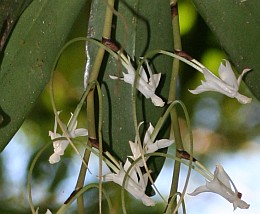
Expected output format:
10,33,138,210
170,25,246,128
170,2,178,17
89,137,99,149
174,50,194,61
177,149,197,161
102,37,120,52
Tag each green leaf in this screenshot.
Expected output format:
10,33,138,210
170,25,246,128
0,0,32,50
192,0,260,100
88,0,173,183
0,0,90,151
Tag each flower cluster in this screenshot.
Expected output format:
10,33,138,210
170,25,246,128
47,52,251,211
103,122,174,206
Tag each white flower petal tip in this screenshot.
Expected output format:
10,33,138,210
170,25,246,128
49,153,61,164
151,95,165,107
189,59,252,104
189,164,250,210
109,74,121,80
46,209,52,214
35,208,52,214
235,94,252,104
109,56,165,107
48,112,88,164
142,197,156,206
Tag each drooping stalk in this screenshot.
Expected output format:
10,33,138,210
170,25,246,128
167,0,184,213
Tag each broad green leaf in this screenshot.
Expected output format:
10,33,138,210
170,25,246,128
192,0,260,100
88,0,173,183
0,0,90,151
0,0,32,50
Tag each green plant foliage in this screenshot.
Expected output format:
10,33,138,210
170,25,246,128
192,0,260,100
88,0,174,184
0,0,90,151
0,0,32,50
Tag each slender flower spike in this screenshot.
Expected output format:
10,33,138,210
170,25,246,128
103,158,155,206
129,122,174,167
109,56,165,107
189,164,250,210
189,59,252,104
48,112,88,164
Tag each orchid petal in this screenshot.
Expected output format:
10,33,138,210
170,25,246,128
46,209,52,214
49,131,60,140
71,128,88,138
54,140,68,155
235,93,252,104
149,73,161,88
49,153,61,164
139,66,149,82
143,123,154,143
148,139,174,152
189,183,211,195
150,95,165,107
237,68,251,86
109,74,121,80
215,164,232,189
218,60,238,89
129,140,141,160
35,208,52,214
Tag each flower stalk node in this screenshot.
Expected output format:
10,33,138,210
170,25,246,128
177,149,197,161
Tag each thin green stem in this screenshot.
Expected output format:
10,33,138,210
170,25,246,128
96,83,103,214
76,0,115,213
56,183,113,214
75,147,92,214
168,1,184,213
27,143,50,214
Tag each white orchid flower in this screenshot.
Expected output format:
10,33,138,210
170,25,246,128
189,164,250,210
48,112,88,164
129,122,174,167
109,56,165,107
103,158,155,206
189,59,252,104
